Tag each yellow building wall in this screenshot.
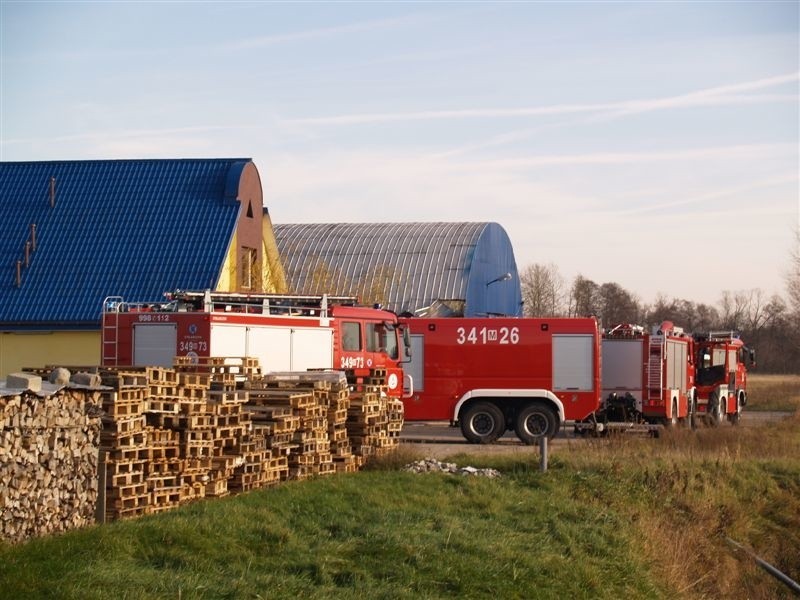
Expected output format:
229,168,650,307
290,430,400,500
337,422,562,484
216,222,288,294
0,330,100,379
262,211,288,293
216,232,239,292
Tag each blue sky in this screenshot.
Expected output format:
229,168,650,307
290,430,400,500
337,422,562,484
1,1,798,306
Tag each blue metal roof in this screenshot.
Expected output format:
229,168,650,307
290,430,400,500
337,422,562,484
273,222,522,317
0,159,250,328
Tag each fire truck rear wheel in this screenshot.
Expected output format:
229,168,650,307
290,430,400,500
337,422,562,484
514,403,558,444
460,402,505,444
709,392,724,427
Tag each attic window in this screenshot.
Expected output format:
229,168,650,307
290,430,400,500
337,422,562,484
246,200,254,218
241,247,258,289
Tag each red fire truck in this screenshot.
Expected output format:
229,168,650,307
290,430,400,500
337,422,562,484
693,331,754,425
398,316,602,443
101,290,410,397
596,322,695,430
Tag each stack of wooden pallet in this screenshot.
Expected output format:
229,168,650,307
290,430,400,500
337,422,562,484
99,370,151,521
346,369,405,459
246,372,348,480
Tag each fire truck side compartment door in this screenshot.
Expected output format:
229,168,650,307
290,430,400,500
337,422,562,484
210,324,247,361
290,328,334,371
247,326,292,371
133,323,177,367
601,339,643,399
405,334,425,392
553,334,594,391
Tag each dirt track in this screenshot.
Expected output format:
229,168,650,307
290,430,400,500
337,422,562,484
399,411,795,460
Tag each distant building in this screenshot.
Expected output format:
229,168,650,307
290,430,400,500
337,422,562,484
0,158,286,376
273,222,522,317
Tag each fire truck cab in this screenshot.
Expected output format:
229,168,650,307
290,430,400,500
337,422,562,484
101,290,411,397
693,331,754,425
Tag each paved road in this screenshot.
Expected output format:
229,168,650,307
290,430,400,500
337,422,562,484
399,410,795,459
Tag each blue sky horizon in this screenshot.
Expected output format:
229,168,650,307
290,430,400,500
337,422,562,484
1,1,798,307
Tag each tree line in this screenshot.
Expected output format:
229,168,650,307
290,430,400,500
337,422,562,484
520,243,800,374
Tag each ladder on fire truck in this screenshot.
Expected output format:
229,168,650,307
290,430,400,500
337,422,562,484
102,296,124,366
162,290,359,317
704,331,740,342
647,334,663,404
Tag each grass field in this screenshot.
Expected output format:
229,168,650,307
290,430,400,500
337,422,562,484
1,411,797,599
746,373,800,412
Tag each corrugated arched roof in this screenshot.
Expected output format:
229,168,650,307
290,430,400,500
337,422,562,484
273,222,522,316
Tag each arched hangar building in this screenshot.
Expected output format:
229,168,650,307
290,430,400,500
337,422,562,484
273,222,522,318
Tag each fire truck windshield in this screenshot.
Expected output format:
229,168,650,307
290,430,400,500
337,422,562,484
366,322,399,360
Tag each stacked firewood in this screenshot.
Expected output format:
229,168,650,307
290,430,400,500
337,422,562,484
0,374,103,543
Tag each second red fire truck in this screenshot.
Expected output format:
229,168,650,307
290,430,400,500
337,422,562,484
399,316,602,443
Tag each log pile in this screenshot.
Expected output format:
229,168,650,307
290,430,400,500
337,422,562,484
0,379,103,544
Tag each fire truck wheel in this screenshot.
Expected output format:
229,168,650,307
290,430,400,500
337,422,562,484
731,392,745,425
668,399,678,427
514,404,558,444
709,392,724,427
460,402,505,444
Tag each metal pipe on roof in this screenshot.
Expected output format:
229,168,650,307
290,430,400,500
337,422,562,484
49,177,56,208
30,224,36,251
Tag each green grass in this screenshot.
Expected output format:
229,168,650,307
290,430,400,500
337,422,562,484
746,373,800,412
0,471,665,599
1,419,798,599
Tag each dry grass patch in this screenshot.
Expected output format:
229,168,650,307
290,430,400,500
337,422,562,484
746,373,800,412
554,416,800,599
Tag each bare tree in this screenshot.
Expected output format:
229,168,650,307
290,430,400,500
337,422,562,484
644,296,720,332
520,263,566,317
597,282,641,326
291,256,346,296
568,275,599,317
788,229,800,314
353,264,407,308
719,290,753,330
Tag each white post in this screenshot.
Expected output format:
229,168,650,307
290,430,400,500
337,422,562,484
539,436,548,472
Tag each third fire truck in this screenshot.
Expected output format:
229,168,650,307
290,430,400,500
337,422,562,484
596,321,695,430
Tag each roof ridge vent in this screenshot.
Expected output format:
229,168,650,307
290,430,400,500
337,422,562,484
13,224,38,288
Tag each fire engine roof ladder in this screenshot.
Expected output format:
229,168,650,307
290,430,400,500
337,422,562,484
648,335,663,402
706,330,740,342
101,295,124,366
169,290,358,317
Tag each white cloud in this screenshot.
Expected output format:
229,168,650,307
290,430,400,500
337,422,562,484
284,72,800,126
